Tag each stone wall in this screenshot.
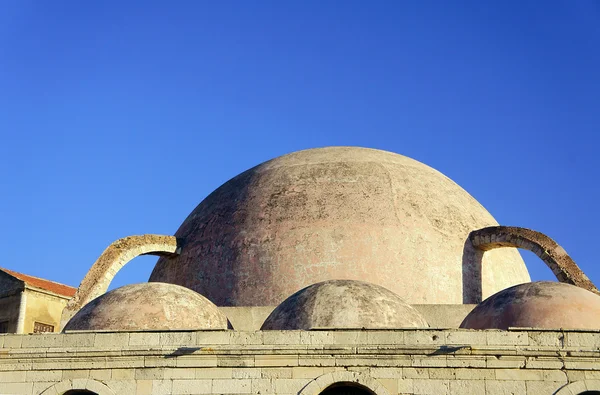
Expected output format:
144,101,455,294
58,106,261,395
1,328,599,394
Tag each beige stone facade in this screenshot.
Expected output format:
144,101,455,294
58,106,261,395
1,328,600,395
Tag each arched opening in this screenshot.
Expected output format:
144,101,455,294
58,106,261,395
579,392,600,395
63,391,97,395
320,382,376,395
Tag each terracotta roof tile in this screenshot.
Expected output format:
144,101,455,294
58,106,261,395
1,268,77,298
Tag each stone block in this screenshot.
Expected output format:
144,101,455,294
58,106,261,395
25,369,62,382
164,367,195,379
0,370,26,382
151,379,173,395
0,382,33,394
212,378,252,393
299,356,336,367
429,368,457,379
136,379,152,395
449,380,486,395
262,367,293,378
330,331,369,344
446,330,487,345
195,331,230,345
176,355,218,368
263,331,301,345
217,355,254,367
171,379,212,394
144,355,177,368
405,330,447,345
485,379,526,394
62,369,90,380
94,333,130,348
567,332,600,348
111,368,135,380
135,367,165,380
300,331,333,345
255,355,298,367
195,367,233,379
252,378,275,393
370,367,401,378
366,331,403,344
486,331,528,346
160,332,196,346
486,356,526,368
524,357,564,369
3,335,22,348
130,332,160,347
292,366,324,379
89,369,112,381
528,331,564,347
446,356,486,368
402,367,429,379
62,333,96,348
455,368,494,380
274,378,310,393
413,378,449,394
230,331,263,345
411,356,448,367
379,378,398,393
21,334,64,348
526,380,565,394
33,381,57,395
104,379,137,394
108,357,145,369
495,368,543,381
232,367,261,378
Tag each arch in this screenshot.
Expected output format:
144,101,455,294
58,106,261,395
555,381,600,395
320,382,376,394
299,371,390,395
469,226,599,295
39,379,116,395
60,234,180,329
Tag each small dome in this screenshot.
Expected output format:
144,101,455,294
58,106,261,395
460,281,600,330
260,279,429,330
64,283,228,331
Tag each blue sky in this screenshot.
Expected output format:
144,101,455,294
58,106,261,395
1,1,599,294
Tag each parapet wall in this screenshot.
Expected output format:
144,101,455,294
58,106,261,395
1,328,600,394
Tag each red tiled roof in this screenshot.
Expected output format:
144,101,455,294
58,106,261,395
1,268,77,298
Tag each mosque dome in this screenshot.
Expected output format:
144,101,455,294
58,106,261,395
149,146,530,306
260,280,429,330
460,281,600,330
63,283,228,331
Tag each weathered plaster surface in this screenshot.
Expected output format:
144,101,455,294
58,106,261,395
150,147,530,306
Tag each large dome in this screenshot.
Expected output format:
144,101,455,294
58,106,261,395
150,147,530,306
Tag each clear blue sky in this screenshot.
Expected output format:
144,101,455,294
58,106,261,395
1,1,599,294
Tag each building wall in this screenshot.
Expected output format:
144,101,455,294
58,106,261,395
0,328,599,395
22,289,69,334
0,293,22,333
